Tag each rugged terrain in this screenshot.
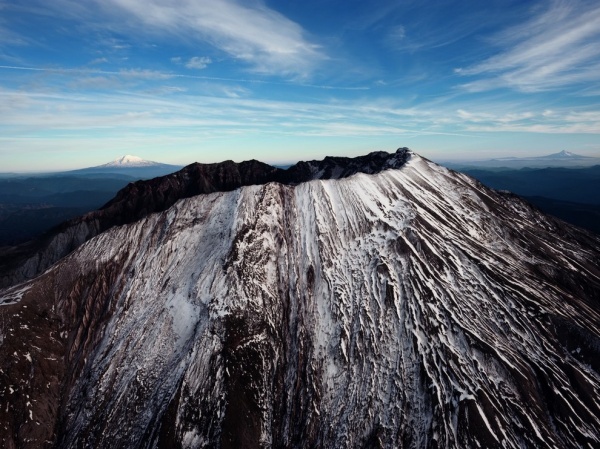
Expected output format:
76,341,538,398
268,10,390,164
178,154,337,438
0,154,182,247
0,149,410,288
1,149,600,448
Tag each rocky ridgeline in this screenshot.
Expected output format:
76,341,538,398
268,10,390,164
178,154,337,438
0,149,599,448
0,149,410,289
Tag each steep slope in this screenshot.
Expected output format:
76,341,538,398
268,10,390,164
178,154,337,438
456,165,600,234
522,196,600,234
1,151,600,448
461,165,600,205
0,150,410,288
0,175,134,246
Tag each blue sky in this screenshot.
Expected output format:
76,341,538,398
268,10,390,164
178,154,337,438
1,0,599,171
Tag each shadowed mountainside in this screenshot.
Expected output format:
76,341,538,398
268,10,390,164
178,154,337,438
0,149,410,288
1,149,599,448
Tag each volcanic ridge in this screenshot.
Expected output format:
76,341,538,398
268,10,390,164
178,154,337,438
0,148,599,449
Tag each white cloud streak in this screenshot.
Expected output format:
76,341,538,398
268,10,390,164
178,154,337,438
105,0,324,77
185,56,211,70
2,84,599,145
457,0,600,92
456,107,600,134
0,23,27,47
0,64,368,90
1,84,599,170
89,57,108,65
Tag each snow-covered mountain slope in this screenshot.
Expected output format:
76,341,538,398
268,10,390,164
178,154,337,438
0,150,409,289
1,150,600,448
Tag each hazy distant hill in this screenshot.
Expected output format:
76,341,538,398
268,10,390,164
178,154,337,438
68,155,183,179
460,164,600,235
522,196,600,235
444,150,600,170
0,156,181,245
0,176,134,246
462,165,600,204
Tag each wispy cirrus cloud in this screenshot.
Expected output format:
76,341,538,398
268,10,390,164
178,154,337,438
1,82,599,170
0,64,368,91
88,57,108,65
172,56,212,70
457,0,600,92
0,65,173,79
0,23,27,47
3,82,598,143
105,0,324,77
117,68,173,80
185,56,211,70
456,107,600,134
4,0,323,77
456,109,535,124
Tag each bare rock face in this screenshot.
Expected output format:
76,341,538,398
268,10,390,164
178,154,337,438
1,149,600,448
0,150,410,289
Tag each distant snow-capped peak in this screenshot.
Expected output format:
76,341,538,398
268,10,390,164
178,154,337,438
546,150,584,159
102,155,161,167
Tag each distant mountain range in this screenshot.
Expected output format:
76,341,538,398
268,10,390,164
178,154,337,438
68,155,182,178
2,151,600,247
443,150,600,170
0,156,182,246
542,150,595,160
490,150,593,161
463,165,600,204
459,162,600,234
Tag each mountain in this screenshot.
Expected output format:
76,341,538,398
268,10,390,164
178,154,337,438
488,150,592,161
69,155,182,178
0,175,135,246
1,148,599,448
0,157,182,246
0,150,411,288
460,165,600,205
542,150,591,159
443,150,600,170
99,155,164,167
455,165,600,235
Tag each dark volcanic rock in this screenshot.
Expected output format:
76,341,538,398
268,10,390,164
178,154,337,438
1,149,600,448
0,149,410,288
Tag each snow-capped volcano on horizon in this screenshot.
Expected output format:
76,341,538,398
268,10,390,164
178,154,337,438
490,150,593,161
98,155,164,168
68,154,182,179
444,149,600,169
543,150,592,159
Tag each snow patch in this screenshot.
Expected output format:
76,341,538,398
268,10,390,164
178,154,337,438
0,283,32,306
